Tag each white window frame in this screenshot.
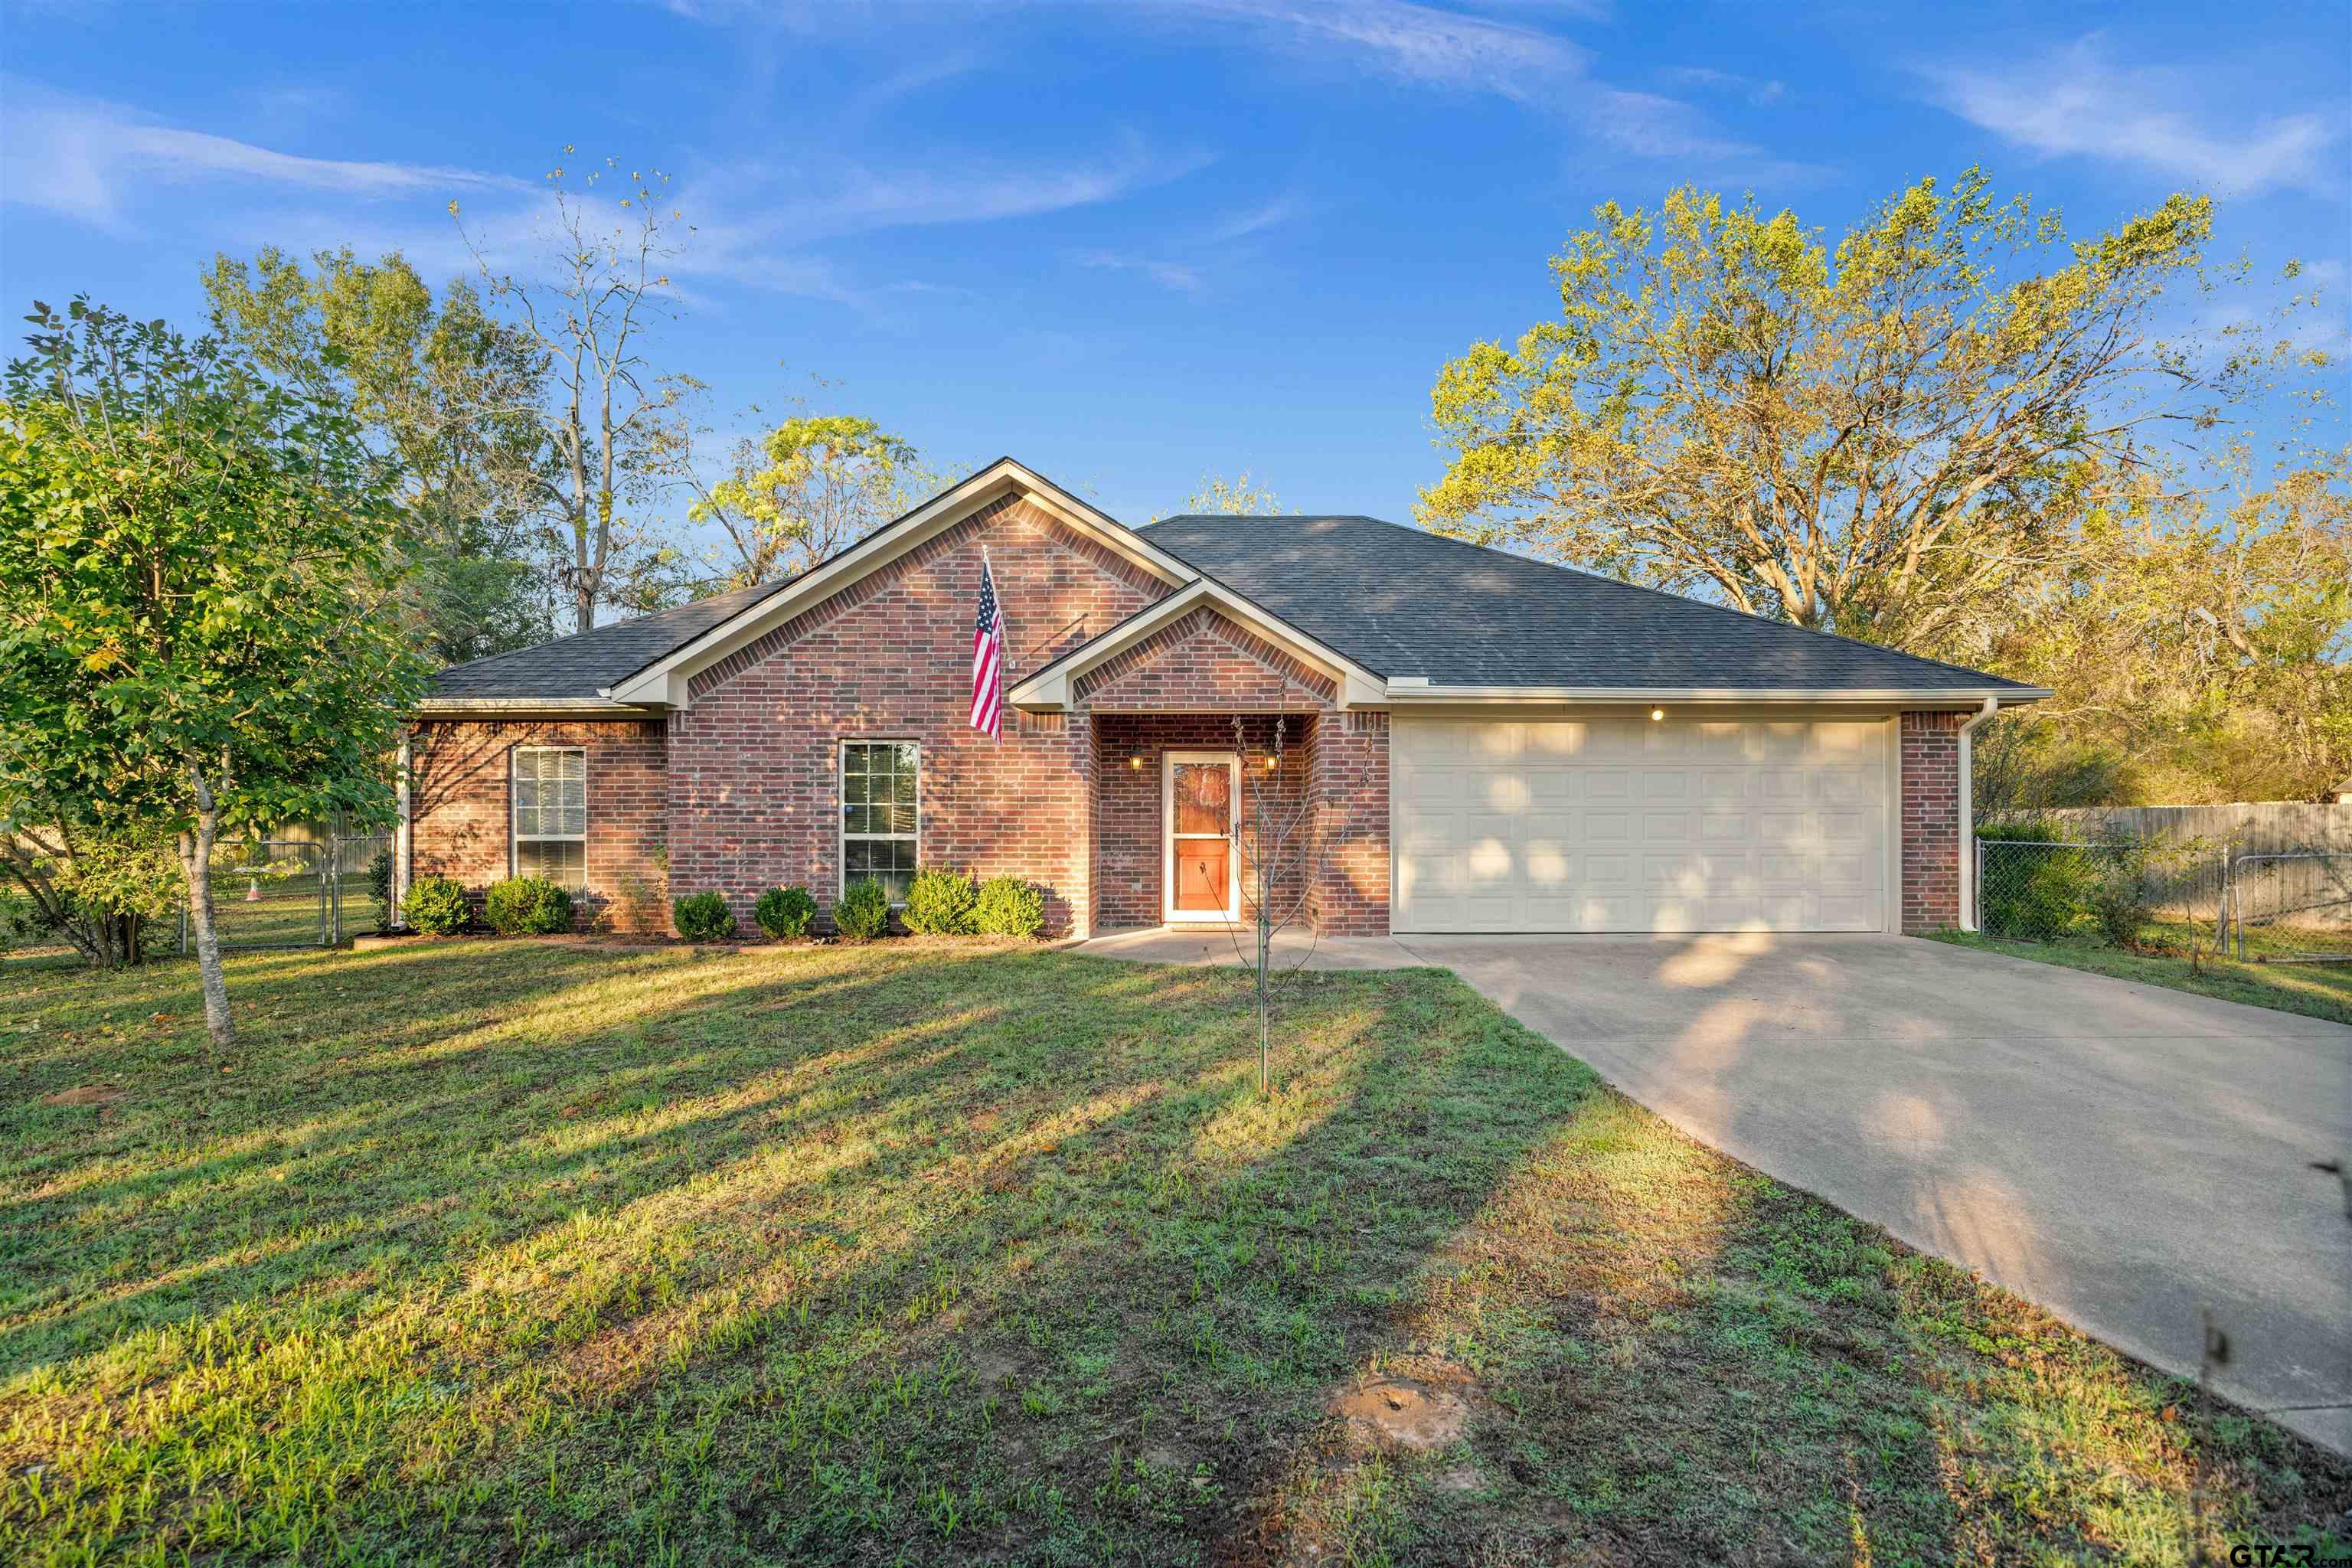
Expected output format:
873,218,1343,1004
839,739,921,906
1163,750,1240,924
511,746,588,888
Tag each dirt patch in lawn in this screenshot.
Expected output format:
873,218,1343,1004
38,1084,126,1107
1331,1374,1477,1452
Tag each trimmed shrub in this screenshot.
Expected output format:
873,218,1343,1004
831,877,890,941
755,884,818,939
366,850,394,933
973,875,1046,939
902,868,977,935
402,874,470,936
672,890,737,942
483,877,573,936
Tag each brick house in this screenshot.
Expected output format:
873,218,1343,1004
400,458,2046,939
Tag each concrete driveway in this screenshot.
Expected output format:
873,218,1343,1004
1397,933,2352,1455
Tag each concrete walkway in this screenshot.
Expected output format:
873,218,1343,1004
1075,926,2352,1453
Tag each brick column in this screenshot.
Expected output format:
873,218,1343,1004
1069,711,1096,939
1308,710,1390,936
1900,711,1963,933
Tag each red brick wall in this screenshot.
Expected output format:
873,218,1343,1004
668,497,1165,936
1900,710,1963,933
1093,713,1316,930
1073,608,1338,710
1309,710,1390,936
409,718,669,932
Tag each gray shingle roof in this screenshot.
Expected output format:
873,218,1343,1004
429,505,2032,701
428,576,797,700
1141,514,2035,692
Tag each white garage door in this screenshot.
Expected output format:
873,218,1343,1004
1392,717,1890,934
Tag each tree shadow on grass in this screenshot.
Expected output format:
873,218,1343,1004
5,946,2344,1566
1,945,1038,1371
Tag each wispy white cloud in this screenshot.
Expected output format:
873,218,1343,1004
1919,36,2341,196
1128,2,1820,178
734,137,1215,244
1143,0,1589,102
0,79,524,230
1072,249,1206,293
1661,64,1785,107
1204,192,1302,241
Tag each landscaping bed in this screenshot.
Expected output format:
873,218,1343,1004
3,942,2345,1564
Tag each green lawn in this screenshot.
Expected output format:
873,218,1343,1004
3,942,2345,1566
1929,925,2352,1026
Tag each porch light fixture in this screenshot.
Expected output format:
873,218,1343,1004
1650,708,1665,721
1263,755,1278,771
1128,754,1144,769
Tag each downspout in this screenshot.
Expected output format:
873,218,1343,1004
1956,696,1998,932
394,730,413,921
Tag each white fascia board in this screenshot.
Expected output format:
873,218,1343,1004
1381,683,2052,706
413,696,655,717
1005,578,1386,710
601,460,1197,709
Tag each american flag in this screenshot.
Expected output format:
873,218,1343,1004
970,556,1006,738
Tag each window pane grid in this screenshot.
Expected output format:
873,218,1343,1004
843,742,918,903
514,748,588,890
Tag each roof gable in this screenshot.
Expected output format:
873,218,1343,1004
1005,578,1387,711
421,458,1196,714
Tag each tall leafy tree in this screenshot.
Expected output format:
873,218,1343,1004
1975,456,2352,808
686,414,920,587
1418,171,2270,649
453,156,697,632
0,299,426,1046
203,247,554,664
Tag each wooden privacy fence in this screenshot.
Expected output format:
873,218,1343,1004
2036,802,2352,858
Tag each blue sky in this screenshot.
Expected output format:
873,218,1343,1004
3,0,2345,528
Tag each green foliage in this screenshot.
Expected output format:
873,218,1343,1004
972,875,1046,939
482,877,574,936
402,874,471,936
671,890,737,942
0,297,429,1031
2083,854,2154,949
901,868,977,935
366,851,394,934
202,247,554,665
0,884,50,952
0,299,427,841
688,414,923,590
753,884,818,940
831,877,891,941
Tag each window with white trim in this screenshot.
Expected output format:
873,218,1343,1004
841,740,918,903
512,747,587,888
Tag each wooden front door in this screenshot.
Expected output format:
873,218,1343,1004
1165,752,1239,922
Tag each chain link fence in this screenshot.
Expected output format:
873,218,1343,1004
2228,853,2352,963
1975,835,2350,963
178,832,394,953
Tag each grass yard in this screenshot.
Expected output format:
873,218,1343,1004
3,942,2346,1566
1929,926,2352,1026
